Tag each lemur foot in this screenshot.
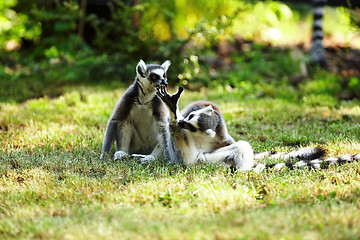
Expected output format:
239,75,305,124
114,151,128,160
130,154,156,164
196,153,206,163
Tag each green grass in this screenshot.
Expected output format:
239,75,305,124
1,80,360,239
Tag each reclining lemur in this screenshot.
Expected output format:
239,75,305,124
156,86,360,171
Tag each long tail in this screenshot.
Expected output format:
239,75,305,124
254,147,360,172
254,146,326,161
310,0,327,67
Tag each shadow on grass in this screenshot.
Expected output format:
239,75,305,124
0,74,128,103
0,147,193,182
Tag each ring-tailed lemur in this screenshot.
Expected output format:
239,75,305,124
100,60,174,163
156,86,359,171
310,0,327,67
156,85,254,170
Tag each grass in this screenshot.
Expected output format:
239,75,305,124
1,77,360,239
1,0,359,237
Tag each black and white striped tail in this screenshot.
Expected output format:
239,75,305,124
310,0,327,68
254,146,326,162
254,147,360,171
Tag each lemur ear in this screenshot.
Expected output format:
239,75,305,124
136,59,147,78
161,60,171,72
203,106,214,116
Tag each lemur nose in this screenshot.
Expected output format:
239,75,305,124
161,79,168,86
178,120,185,128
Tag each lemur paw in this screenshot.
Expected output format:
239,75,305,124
114,151,128,160
196,153,206,163
156,86,184,118
130,154,156,164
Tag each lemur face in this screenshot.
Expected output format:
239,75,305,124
178,106,216,137
136,60,170,89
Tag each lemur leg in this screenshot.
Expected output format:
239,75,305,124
155,124,174,163
178,132,200,166
100,119,117,160
114,121,133,160
202,141,254,171
131,122,169,164
133,123,177,164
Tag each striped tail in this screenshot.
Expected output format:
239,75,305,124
254,147,360,172
310,0,327,68
254,146,326,161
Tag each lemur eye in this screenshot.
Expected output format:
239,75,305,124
163,74,166,79
150,73,159,81
188,114,195,120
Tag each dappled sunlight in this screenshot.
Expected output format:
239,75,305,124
0,87,125,151
143,1,359,47
325,140,360,156
338,105,360,116
120,177,257,214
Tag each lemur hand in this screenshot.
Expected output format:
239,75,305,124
156,85,184,118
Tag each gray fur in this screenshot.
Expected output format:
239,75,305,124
181,101,234,147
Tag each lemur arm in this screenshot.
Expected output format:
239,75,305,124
156,86,184,121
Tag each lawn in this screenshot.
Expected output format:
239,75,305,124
1,0,360,238
0,79,359,239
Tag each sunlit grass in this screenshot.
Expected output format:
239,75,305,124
1,1,360,237
1,83,360,239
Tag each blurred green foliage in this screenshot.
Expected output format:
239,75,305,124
0,0,359,102
0,0,40,52
27,0,87,61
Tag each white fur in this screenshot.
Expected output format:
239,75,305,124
114,150,128,160
314,7,324,15
310,159,322,164
112,99,165,162
199,141,254,170
312,163,321,169
273,163,286,170
254,151,272,160
137,60,147,75
253,163,266,173
152,68,165,78
294,160,306,168
161,60,171,72
202,105,214,116
269,152,286,160
204,129,216,138
132,154,156,163
313,19,323,28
